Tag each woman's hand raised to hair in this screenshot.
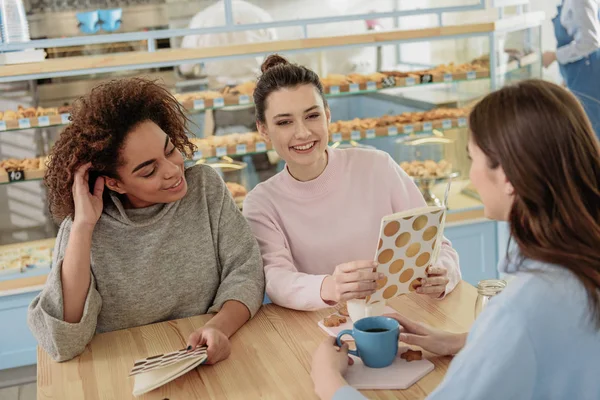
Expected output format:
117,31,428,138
72,163,105,230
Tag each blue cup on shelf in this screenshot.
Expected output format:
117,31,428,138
336,316,399,368
76,11,100,34
98,8,122,32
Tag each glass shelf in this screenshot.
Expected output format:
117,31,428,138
183,70,490,114
0,114,70,134
192,116,467,161
0,116,468,186
0,69,494,134
0,166,45,185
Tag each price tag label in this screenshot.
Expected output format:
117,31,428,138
329,86,340,95
382,76,396,88
443,119,453,130
467,71,477,80
255,142,267,152
404,124,414,134
420,74,433,84
458,117,468,127
213,98,225,108
443,73,453,83
366,129,376,139
60,113,71,124
193,150,203,160
238,95,250,105
236,144,247,155
423,122,433,132
387,126,398,136
18,118,31,129
349,84,359,93
332,133,343,142
38,116,50,127
0,121,6,131
193,99,206,110
8,169,25,183
405,77,416,86
216,147,227,157
366,81,377,91
351,130,361,140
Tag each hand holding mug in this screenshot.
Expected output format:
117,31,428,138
336,316,400,368
311,337,353,400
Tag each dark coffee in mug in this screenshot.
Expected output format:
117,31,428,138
337,316,400,368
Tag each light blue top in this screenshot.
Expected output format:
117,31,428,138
332,251,600,400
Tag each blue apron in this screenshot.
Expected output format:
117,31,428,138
552,3,600,139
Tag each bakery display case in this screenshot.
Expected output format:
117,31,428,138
0,0,545,370
196,157,249,208
396,134,461,207
0,238,54,277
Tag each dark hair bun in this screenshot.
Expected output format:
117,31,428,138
261,54,289,73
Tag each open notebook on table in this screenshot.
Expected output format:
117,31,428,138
129,346,208,396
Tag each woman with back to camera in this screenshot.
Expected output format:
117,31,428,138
28,78,265,363
310,79,600,400
243,55,461,311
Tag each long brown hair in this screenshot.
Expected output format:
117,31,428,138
254,54,328,124
469,79,600,328
45,78,196,222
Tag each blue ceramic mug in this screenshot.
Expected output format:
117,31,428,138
336,316,399,368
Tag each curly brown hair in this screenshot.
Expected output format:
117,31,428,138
45,78,196,222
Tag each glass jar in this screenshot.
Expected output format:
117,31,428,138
474,279,507,319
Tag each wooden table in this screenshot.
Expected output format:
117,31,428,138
37,282,476,400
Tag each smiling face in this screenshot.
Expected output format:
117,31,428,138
257,84,331,180
105,120,188,208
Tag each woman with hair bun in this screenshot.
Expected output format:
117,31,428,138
28,78,264,363
311,79,600,400
243,55,461,311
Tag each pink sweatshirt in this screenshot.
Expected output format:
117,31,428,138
243,147,461,310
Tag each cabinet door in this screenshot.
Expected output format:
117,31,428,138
0,291,40,370
445,221,499,287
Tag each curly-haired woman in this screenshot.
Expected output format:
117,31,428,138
27,78,265,363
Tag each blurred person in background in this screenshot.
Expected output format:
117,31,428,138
179,0,280,183
180,0,277,87
543,0,600,139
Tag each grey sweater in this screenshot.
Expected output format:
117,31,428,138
27,165,265,362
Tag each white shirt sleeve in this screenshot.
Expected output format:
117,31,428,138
556,0,600,64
